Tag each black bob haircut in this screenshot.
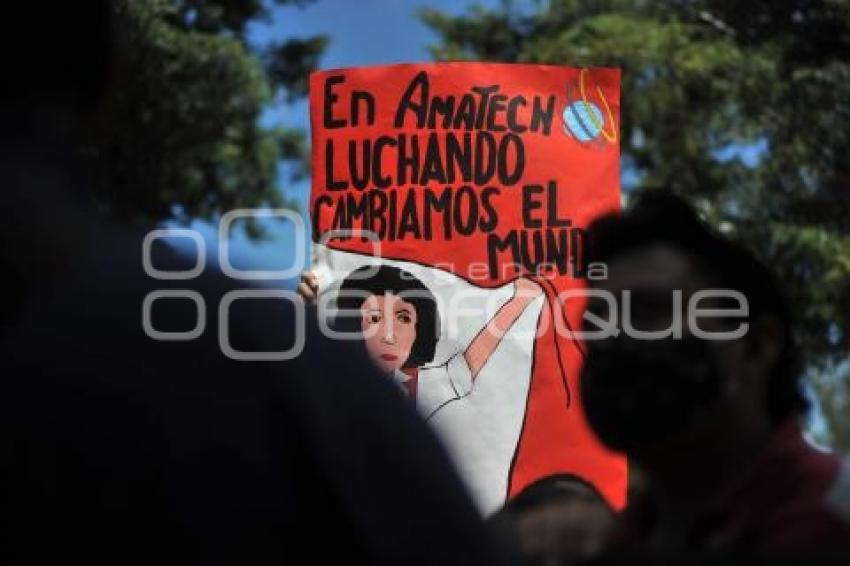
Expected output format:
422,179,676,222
585,190,807,425
336,264,440,369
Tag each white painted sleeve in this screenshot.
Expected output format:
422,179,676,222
417,354,473,418
446,352,474,397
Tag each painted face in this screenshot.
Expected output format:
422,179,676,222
360,293,417,373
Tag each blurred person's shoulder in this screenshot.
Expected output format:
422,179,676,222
716,420,850,551
610,421,850,555
0,220,508,563
756,421,850,549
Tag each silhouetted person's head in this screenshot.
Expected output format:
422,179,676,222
492,474,616,562
580,191,805,460
336,264,440,372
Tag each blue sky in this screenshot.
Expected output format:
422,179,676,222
172,0,513,277
172,0,765,279
248,0,495,214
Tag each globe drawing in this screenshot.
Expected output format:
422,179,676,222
561,101,604,142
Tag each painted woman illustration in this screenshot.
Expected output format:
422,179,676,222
301,263,543,418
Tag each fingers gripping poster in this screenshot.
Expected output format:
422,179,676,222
308,63,627,513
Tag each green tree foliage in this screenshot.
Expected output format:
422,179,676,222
97,0,325,227
422,0,850,450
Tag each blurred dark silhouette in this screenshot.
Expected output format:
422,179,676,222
2,1,324,239
422,0,850,455
490,473,616,565
1,228,509,564
0,3,506,563
581,191,850,555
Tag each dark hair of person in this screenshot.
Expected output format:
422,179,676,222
336,264,440,369
502,473,611,516
585,189,807,424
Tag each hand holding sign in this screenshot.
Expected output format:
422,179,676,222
298,271,319,304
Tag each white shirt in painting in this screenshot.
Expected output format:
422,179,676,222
313,245,545,514
392,353,474,419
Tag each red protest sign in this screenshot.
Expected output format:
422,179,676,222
310,62,626,512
